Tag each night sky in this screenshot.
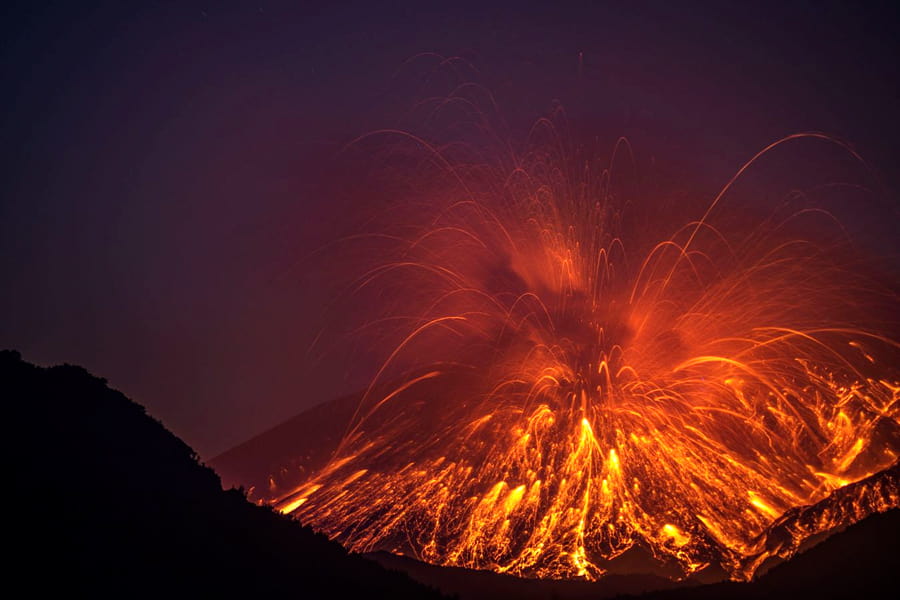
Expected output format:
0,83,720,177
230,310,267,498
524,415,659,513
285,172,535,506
2,1,898,458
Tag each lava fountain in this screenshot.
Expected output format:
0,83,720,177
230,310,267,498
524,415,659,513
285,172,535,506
273,114,899,581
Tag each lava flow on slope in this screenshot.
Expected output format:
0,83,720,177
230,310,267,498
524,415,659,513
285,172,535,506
268,119,899,581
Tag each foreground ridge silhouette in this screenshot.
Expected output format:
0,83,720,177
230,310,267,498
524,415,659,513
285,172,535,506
3,350,446,598
614,507,900,600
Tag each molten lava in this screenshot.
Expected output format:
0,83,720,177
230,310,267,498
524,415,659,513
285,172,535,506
273,128,899,581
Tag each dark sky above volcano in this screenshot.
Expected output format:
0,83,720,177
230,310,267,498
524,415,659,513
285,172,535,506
2,1,898,458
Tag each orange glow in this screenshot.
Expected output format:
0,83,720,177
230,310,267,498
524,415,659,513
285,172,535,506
271,128,898,581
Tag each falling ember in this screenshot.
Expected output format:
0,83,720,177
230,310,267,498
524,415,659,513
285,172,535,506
272,119,900,581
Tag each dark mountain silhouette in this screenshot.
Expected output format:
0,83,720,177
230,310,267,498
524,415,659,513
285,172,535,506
365,551,692,600
616,507,900,600
3,350,446,598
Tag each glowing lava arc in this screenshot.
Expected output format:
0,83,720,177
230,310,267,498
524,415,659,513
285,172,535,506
275,131,900,581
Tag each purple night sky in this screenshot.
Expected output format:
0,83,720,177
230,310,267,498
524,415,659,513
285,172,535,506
2,1,898,457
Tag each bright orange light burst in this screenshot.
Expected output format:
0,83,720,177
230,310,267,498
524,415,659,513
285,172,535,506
275,125,899,581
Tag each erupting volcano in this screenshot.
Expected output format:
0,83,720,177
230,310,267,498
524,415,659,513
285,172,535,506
252,118,899,582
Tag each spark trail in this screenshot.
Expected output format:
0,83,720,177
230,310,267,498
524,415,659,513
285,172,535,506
274,125,899,581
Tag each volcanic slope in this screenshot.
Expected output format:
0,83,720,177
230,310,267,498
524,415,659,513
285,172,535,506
212,382,898,589
363,506,900,600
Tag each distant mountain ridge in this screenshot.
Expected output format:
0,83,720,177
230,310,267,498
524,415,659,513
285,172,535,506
211,383,364,498
3,350,445,598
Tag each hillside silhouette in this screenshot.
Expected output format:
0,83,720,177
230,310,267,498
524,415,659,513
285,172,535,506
616,507,900,600
4,350,445,598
